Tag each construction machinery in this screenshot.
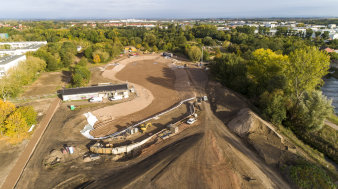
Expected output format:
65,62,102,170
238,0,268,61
139,123,152,133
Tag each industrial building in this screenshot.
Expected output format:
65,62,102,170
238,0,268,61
57,83,129,101
0,55,26,77
0,41,47,56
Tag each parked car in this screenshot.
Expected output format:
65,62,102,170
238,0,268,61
89,96,103,102
187,118,196,125
109,95,123,101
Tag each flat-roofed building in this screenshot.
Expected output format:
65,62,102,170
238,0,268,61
0,41,47,56
57,83,129,101
0,55,26,77
0,41,47,49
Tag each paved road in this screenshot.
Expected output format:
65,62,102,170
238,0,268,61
1,98,61,189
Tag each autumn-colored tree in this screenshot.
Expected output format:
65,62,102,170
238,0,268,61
5,111,28,139
0,100,16,135
16,106,37,126
93,54,101,63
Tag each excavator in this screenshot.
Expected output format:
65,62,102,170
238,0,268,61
139,123,152,133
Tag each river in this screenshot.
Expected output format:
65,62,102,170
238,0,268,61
322,77,338,113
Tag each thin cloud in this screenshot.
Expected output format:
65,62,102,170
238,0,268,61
0,0,337,19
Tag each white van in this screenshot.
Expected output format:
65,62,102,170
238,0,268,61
89,96,103,102
109,95,123,101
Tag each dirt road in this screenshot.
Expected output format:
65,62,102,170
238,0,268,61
14,59,290,188
87,69,290,189
91,56,184,137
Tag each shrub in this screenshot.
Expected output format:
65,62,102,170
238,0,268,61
288,161,335,189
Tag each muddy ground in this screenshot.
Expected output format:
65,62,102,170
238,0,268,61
14,56,291,189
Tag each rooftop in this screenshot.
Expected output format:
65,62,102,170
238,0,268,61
0,55,25,65
58,83,129,96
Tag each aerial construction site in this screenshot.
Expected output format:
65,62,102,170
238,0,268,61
8,53,303,189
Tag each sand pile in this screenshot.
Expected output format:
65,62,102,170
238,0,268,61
228,108,294,165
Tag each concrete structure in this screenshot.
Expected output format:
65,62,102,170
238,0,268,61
58,83,129,101
0,55,26,77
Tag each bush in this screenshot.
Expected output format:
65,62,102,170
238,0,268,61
78,57,89,67
187,46,202,62
290,91,333,132
298,125,338,163
259,90,287,125
288,161,335,189
71,65,90,87
92,50,109,63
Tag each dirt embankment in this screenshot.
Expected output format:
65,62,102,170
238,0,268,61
228,108,298,165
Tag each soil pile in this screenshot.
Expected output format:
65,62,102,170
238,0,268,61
229,108,297,165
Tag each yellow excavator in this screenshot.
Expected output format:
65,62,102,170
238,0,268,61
139,123,152,133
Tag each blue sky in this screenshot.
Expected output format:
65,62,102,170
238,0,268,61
0,0,337,19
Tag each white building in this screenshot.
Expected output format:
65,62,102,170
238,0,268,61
0,41,47,49
57,83,129,101
330,33,338,40
0,41,47,56
0,55,26,77
328,24,337,29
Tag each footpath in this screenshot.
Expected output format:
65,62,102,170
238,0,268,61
1,98,61,189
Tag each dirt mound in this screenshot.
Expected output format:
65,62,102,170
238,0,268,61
228,108,296,165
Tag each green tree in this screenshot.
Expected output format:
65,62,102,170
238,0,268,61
202,36,216,46
259,90,287,125
187,46,202,62
291,91,333,132
84,46,93,59
305,29,313,39
289,161,336,189
15,106,37,126
285,46,330,100
143,33,157,46
78,57,89,67
71,65,91,87
247,48,288,95
211,53,248,94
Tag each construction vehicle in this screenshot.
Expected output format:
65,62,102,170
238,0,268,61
139,123,152,133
